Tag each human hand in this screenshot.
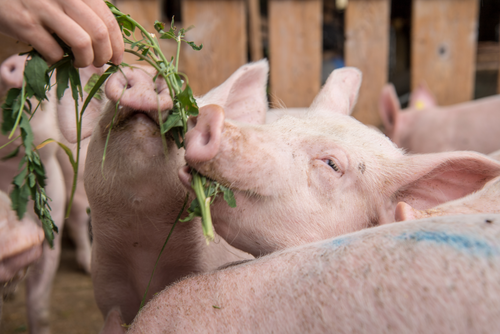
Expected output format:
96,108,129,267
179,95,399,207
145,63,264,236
0,0,124,67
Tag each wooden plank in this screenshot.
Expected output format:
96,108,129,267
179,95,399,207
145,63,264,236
115,0,178,65
181,0,247,95
248,0,263,61
412,0,479,105
268,0,322,108
344,0,390,127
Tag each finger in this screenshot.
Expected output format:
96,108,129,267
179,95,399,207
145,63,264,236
83,0,124,65
16,26,65,65
61,0,114,67
42,10,95,68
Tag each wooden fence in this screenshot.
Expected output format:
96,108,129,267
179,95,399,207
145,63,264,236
0,0,498,127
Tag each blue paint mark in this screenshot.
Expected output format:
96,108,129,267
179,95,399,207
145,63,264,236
396,231,498,257
323,236,352,250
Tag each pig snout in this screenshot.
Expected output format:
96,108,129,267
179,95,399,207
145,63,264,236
184,104,225,164
0,55,27,96
104,66,173,111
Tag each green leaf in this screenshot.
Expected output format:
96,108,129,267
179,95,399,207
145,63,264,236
1,88,21,135
10,183,30,219
19,113,34,153
80,65,119,117
56,60,71,101
24,52,49,101
186,41,203,51
83,73,104,101
13,168,27,187
221,186,237,208
1,146,20,161
56,62,72,101
154,21,165,33
68,66,82,101
161,113,183,135
176,84,199,117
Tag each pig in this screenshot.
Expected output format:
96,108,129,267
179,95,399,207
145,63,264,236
129,213,500,333
0,54,66,334
378,82,500,154
56,61,272,332
179,67,500,257
0,190,44,323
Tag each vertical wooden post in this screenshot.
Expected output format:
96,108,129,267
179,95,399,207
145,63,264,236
344,0,390,127
115,0,171,65
412,0,479,105
268,0,322,108
248,0,263,61
181,0,247,96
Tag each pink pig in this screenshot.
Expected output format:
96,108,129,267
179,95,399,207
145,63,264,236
0,54,67,334
129,212,500,333
55,61,273,333
180,67,500,257
379,83,500,154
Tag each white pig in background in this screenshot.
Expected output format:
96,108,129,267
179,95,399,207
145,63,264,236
0,54,66,334
378,82,500,154
0,190,44,322
180,67,500,257
129,213,500,333
56,61,273,332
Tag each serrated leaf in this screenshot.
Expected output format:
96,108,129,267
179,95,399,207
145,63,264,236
68,66,82,101
160,31,176,40
41,218,55,247
2,146,20,161
24,52,48,101
19,113,34,153
28,173,36,187
186,41,203,51
10,183,30,219
13,168,27,187
56,60,71,100
81,65,119,117
154,21,165,33
83,73,104,101
222,187,236,208
161,113,182,135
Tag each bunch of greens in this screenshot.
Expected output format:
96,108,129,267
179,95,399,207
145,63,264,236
0,1,235,248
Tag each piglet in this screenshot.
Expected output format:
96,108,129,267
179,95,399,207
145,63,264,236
379,83,500,154
129,213,500,333
180,67,500,256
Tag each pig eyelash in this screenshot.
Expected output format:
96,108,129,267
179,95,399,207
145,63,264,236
327,159,340,172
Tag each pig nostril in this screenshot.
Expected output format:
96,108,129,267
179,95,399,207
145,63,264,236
9,65,15,73
201,132,211,146
126,83,132,89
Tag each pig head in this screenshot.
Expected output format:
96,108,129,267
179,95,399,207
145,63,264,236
379,83,500,154
57,60,269,327
181,67,500,256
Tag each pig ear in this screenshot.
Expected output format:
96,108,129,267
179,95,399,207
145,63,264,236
389,152,500,214
57,66,106,143
409,82,437,110
197,59,269,125
394,202,423,222
378,84,400,138
309,67,362,116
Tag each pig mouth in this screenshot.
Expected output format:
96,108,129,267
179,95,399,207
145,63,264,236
178,165,251,198
113,106,170,128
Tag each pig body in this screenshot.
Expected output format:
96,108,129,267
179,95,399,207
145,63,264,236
130,213,500,333
72,62,270,331
0,55,66,334
181,67,500,257
379,83,500,154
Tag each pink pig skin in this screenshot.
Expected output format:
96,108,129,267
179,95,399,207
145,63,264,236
379,83,500,154
0,55,66,334
181,67,500,257
129,213,500,333
72,61,270,333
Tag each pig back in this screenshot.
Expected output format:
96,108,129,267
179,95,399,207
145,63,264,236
131,213,500,333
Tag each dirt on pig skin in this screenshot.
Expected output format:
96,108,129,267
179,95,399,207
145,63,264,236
0,234,103,333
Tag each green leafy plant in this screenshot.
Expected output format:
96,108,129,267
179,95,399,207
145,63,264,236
1,2,235,254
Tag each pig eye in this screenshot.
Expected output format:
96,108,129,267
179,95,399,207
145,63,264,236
327,159,340,172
